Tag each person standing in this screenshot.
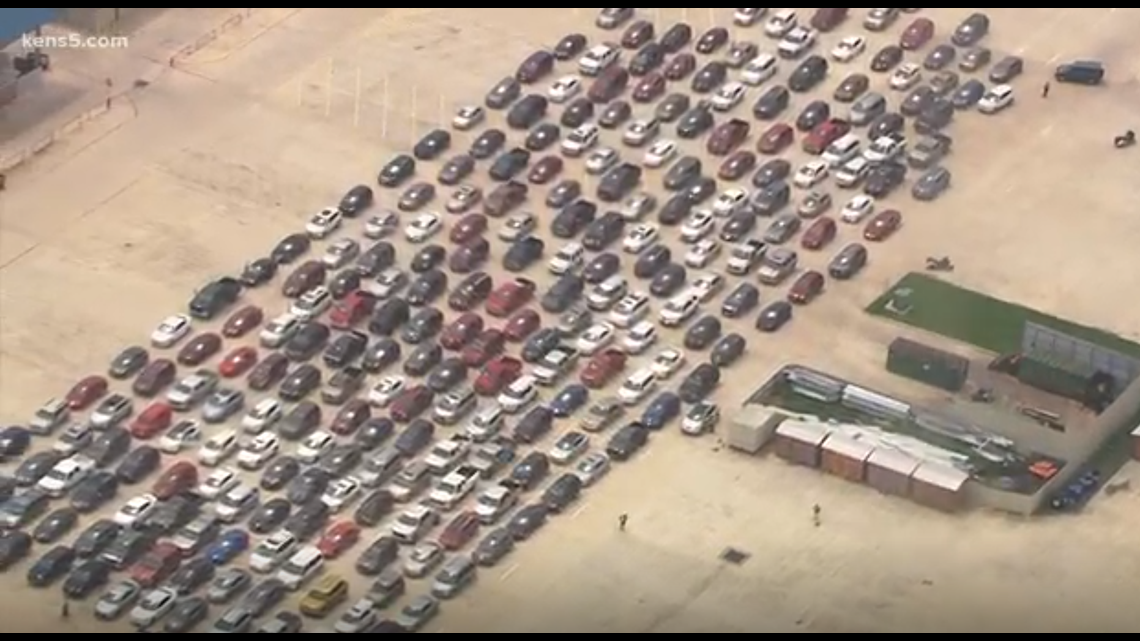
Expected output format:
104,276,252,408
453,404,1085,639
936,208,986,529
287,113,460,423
812,504,821,527
618,513,628,531
1041,81,1050,98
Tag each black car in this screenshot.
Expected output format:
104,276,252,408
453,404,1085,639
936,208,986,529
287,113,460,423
286,470,332,509
583,252,621,284
244,578,288,617
355,536,399,576
679,363,721,403
404,342,443,377
507,503,549,540
73,519,121,559
169,556,216,595
249,498,293,535
655,92,690,122
506,94,548,130
489,148,531,182
238,258,276,287
598,100,632,128
354,418,394,451
630,42,666,75
582,211,625,250
719,211,755,242
525,123,561,151
473,528,514,566
354,489,395,527
16,450,64,486
470,128,507,159
756,300,793,332
634,244,671,279
188,277,241,320
752,159,791,189
676,104,714,138
338,184,373,216
270,233,311,265
485,76,521,109
115,446,161,484
522,328,564,363
164,595,210,632
406,270,448,307
683,315,722,350
788,55,828,92
70,471,119,513
323,332,368,369
413,128,451,161
560,98,593,128
0,476,14,504
864,161,907,198
0,530,32,570
408,245,444,274
721,282,759,318
361,338,402,373
691,61,728,92
649,263,687,297
545,180,581,210
503,236,544,272
283,322,331,362
278,364,322,401
437,154,475,186
62,558,112,599
0,426,31,460
377,154,415,188
541,473,583,512
27,545,75,587
319,447,363,480
259,456,301,492
540,274,585,313
663,156,701,190
401,307,444,345
597,163,641,203
753,85,790,119
659,22,693,53
606,423,649,460
684,176,717,204
795,100,830,131
426,358,468,393
554,33,587,60
711,333,746,367
513,408,555,445
871,45,904,72
447,270,494,311
551,199,597,238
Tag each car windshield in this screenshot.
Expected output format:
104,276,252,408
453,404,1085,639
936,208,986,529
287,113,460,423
142,590,172,608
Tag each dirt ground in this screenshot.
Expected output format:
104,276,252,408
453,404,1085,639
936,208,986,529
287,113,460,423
3,6,1140,633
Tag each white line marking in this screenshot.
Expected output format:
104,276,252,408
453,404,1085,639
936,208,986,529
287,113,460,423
570,504,588,519
499,563,520,581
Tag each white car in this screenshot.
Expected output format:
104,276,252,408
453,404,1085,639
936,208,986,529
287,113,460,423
296,430,334,463
321,476,362,512
404,212,442,243
215,484,259,522
642,139,677,168
620,192,656,221
368,375,406,407
741,53,779,85
237,432,279,470
561,124,599,156
978,84,1014,114
622,223,659,254
369,268,407,299
548,243,584,274
498,211,536,242
651,347,686,379
622,118,659,146
335,599,378,634
150,314,191,348
889,63,921,90
549,431,590,465
840,194,875,223
548,75,582,102
623,321,657,354
658,292,701,327
363,210,399,239
197,468,240,501
585,147,619,174
497,375,538,413
691,273,726,302
290,286,332,320
575,451,611,485
158,420,202,453
711,82,747,111
305,207,342,238
682,402,721,435
424,437,469,474
712,189,749,216
130,587,178,628
764,9,797,37
609,292,650,328
685,239,721,268
198,429,239,467
778,27,816,58
452,104,485,130
576,322,616,355
618,368,658,405
680,210,716,242
864,135,905,163
258,313,301,349
250,531,298,574
241,399,283,434
391,504,440,543
734,7,767,26
793,160,829,188
113,494,159,527
586,276,627,311
830,35,866,62
321,238,360,268
578,43,620,76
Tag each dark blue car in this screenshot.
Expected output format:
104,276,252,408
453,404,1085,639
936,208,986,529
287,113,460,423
550,384,590,417
207,529,250,565
640,392,682,430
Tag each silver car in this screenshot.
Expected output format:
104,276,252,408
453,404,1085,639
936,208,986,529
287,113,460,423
549,431,590,465
575,451,611,485
762,214,802,244
130,587,178,628
202,388,245,424
95,580,142,621
498,212,536,242
394,594,439,631
322,239,360,269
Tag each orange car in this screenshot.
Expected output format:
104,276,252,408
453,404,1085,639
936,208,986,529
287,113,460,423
218,346,259,378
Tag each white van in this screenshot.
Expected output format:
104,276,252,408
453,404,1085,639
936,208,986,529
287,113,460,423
276,545,325,590
821,134,861,167
618,368,658,405
835,156,871,188
464,405,504,442
742,53,778,85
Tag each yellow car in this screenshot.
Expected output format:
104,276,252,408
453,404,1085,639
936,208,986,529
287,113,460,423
299,574,348,618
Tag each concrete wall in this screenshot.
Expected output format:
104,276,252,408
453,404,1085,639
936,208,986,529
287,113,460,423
55,8,168,35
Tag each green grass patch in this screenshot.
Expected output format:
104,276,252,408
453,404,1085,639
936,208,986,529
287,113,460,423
865,272,1140,359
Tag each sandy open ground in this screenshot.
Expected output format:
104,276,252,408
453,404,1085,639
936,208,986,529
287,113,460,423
3,7,1140,633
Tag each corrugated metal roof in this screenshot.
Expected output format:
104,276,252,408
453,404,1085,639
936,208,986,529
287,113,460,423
821,433,874,460
866,447,920,475
911,462,969,491
775,420,830,446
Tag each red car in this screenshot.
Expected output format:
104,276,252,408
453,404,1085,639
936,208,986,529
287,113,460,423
474,355,523,396
864,209,902,241
503,308,541,342
218,346,259,378
221,305,264,338
152,461,199,500
461,329,506,367
440,313,484,351
449,213,488,244
66,375,108,410
438,511,480,551
803,118,851,154
317,521,361,559
130,401,174,439
330,399,371,435
486,277,536,317
390,386,433,422
580,348,628,388
900,17,934,50
757,123,794,155
330,291,377,329
129,542,182,587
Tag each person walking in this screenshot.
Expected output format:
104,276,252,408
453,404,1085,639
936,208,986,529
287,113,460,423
60,599,70,619
618,513,628,531
812,503,821,527
1041,81,1050,98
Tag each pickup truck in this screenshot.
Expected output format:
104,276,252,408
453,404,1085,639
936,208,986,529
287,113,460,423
469,441,516,479
727,239,767,275
757,247,798,285
426,465,480,510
